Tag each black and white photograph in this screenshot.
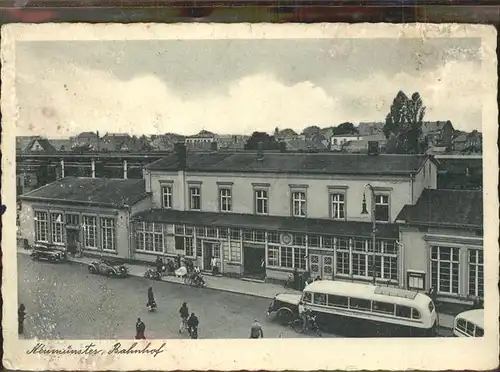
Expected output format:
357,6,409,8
1,23,498,371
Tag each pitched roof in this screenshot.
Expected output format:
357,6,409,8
24,138,57,153
396,189,483,228
20,177,148,208
422,121,453,134
132,209,400,239
77,132,98,138
145,152,431,176
48,139,72,151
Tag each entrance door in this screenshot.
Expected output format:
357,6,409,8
322,255,334,280
66,228,78,254
202,241,213,271
243,245,265,278
309,254,321,279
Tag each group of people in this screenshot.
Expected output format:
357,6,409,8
286,268,322,290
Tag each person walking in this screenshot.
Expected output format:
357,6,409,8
250,319,264,339
135,318,146,339
18,304,26,335
179,302,189,334
298,301,307,332
211,256,218,275
187,312,199,339
147,287,156,311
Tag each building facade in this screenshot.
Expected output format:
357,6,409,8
19,177,150,258
133,146,438,284
396,189,483,304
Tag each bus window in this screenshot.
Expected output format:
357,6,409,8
372,301,395,315
350,298,371,311
396,305,412,318
303,292,312,304
314,293,327,305
327,295,349,308
475,327,484,337
411,309,421,320
428,301,435,313
466,321,475,336
456,318,467,333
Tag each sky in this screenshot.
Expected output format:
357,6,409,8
15,37,483,137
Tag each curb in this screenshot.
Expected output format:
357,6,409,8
18,250,276,301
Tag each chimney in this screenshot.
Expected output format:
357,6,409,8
367,141,380,155
210,141,218,152
174,143,187,169
257,141,264,161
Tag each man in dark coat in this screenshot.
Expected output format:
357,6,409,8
250,319,264,339
179,302,189,333
187,312,199,338
135,318,146,339
18,304,26,334
147,287,156,310
155,256,164,273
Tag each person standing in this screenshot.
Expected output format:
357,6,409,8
250,319,264,339
298,301,307,332
135,318,146,339
211,256,218,275
18,304,26,334
179,302,189,333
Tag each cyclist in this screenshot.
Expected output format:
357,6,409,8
298,301,308,332
179,302,189,334
187,312,199,339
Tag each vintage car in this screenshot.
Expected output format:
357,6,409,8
30,245,67,263
266,292,302,325
88,259,129,278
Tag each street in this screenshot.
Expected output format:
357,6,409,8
17,253,334,339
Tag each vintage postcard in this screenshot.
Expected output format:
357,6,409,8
1,22,499,371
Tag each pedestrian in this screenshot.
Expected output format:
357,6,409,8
298,301,307,332
179,302,189,333
135,318,146,339
147,287,156,310
175,254,182,269
314,275,321,282
260,258,266,280
187,312,199,338
293,267,299,290
211,256,218,275
18,304,26,334
155,256,164,273
250,319,264,339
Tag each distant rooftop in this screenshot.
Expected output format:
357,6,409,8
145,151,432,176
20,177,148,208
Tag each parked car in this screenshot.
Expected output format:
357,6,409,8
88,259,129,278
30,245,67,263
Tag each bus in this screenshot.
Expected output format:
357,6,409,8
267,280,437,337
453,309,484,337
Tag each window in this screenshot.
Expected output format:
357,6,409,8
308,235,320,248
255,189,268,215
313,293,327,305
327,295,349,308
255,230,266,242
373,301,395,315
101,218,116,251
375,194,390,222
50,213,64,244
293,247,306,270
407,271,425,290
82,216,97,248
189,187,201,210
431,246,459,295
350,298,371,311
336,238,350,275
219,228,228,239
219,188,232,212
66,214,79,226
230,228,240,240
411,309,421,320
175,236,194,257
267,246,279,266
35,211,48,242
162,185,173,209
396,305,412,318
280,246,293,268
136,222,164,253
475,327,484,337
302,292,312,303
268,232,280,244
292,191,306,217
468,249,484,298
330,193,345,219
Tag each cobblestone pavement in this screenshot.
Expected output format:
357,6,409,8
18,254,336,340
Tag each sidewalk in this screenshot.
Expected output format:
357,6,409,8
17,248,455,331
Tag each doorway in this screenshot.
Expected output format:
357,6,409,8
202,241,213,271
66,228,79,255
243,245,265,278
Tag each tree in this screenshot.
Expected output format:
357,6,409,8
383,90,427,154
334,122,357,135
244,131,281,150
302,126,321,137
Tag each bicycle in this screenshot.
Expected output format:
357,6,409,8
179,317,188,334
290,314,322,337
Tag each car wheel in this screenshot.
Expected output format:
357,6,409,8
88,266,97,274
276,308,294,325
107,270,114,277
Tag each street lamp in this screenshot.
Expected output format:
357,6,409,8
361,184,377,285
